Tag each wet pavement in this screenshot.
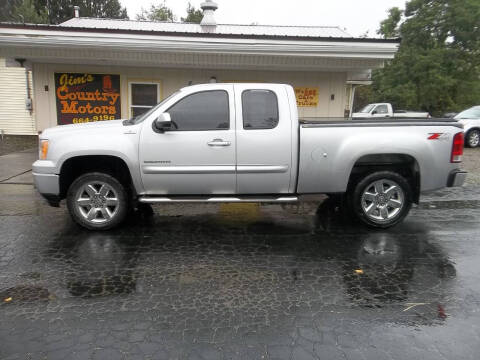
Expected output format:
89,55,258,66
0,148,37,184
1,181,480,360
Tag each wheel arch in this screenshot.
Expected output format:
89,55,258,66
348,153,421,203
59,155,134,200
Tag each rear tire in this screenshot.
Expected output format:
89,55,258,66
348,171,413,229
466,129,480,148
66,172,129,230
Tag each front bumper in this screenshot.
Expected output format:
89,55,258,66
447,170,468,187
32,160,60,206
33,172,59,194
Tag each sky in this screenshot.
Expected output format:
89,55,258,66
120,0,408,37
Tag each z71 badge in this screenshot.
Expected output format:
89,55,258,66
428,133,450,141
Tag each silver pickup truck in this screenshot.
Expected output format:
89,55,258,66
33,83,467,230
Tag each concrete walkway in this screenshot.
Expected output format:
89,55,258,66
0,148,37,184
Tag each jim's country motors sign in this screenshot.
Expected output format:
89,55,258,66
55,73,121,125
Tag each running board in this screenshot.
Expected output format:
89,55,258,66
138,196,298,203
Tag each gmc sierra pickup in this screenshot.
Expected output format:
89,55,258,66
33,83,467,230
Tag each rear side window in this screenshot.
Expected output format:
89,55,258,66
242,90,279,130
167,90,229,131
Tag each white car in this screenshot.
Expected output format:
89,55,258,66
455,106,480,147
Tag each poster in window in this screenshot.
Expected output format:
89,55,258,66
54,73,121,125
294,87,319,107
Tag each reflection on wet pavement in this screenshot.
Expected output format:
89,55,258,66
1,186,480,359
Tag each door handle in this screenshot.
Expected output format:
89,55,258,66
207,139,231,147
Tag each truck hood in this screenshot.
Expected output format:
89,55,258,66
456,118,479,132
351,113,366,118
40,119,126,139
456,118,480,124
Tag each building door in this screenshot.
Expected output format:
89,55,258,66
233,84,293,194
139,85,236,195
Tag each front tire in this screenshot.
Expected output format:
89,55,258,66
66,172,129,230
466,129,480,148
349,171,413,229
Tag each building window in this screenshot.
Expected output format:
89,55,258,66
167,90,230,131
129,82,160,118
242,90,279,129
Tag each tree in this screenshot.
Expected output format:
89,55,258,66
44,0,129,24
136,2,175,22
6,0,48,23
0,0,19,22
366,0,480,116
181,2,203,23
0,0,129,24
377,7,402,38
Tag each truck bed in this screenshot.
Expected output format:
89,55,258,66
299,117,461,128
296,117,464,196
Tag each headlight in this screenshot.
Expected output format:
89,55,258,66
40,140,49,160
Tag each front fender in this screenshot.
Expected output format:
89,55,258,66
46,130,144,194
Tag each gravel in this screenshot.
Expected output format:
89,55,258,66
462,148,480,185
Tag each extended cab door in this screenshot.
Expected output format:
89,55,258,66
234,84,293,194
139,85,236,195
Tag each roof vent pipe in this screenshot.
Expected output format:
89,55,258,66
200,0,218,29
74,6,80,18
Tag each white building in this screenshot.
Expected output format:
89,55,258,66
0,1,399,133
0,58,35,135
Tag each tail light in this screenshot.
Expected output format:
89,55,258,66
451,132,464,163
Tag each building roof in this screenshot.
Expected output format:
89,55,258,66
0,18,400,72
60,17,354,39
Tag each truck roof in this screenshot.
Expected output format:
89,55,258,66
180,83,291,91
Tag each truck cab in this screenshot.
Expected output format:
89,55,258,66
138,83,296,196
353,103,393,118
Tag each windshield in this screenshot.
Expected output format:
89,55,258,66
455,106,480,120
131,91,180,124
359,104,375,113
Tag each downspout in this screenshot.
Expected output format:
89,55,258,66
349,85,357,118
15,58,33,116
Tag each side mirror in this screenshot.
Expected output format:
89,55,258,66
153,113,173,133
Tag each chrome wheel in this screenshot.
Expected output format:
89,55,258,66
468,130,480,147
361,179,404,223
75,182,119,224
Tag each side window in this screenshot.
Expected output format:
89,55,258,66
242,90,279,130
167,91,229,131
375,105,388,114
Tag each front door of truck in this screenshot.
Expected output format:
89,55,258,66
233,84,293,194
139,85,236,195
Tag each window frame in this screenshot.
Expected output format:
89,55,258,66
129,81,161,118
241,89,280,130
165,90,231,132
